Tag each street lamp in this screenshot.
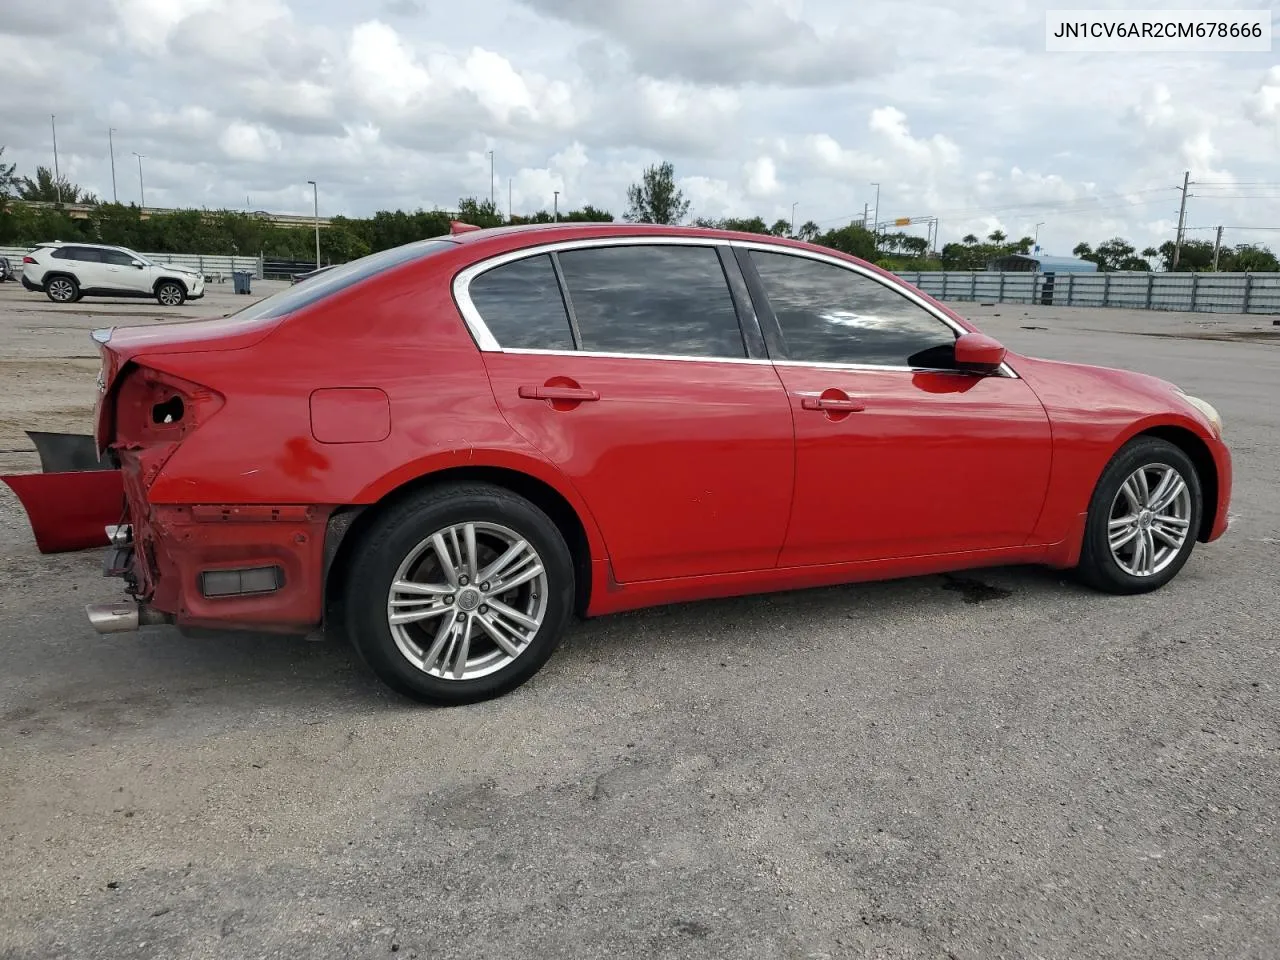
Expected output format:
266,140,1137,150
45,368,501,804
487,150,494,208
108,128,118,203
1034,221,1045,250
306,180,320,269
132,153,146,208
553,190,559,222
791,201,798,237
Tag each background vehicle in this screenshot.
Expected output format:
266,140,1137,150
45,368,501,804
21,242,205,305
83,223,1231,706
0,255,13,282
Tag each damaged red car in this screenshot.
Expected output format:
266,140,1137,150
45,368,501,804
68,223,1230,705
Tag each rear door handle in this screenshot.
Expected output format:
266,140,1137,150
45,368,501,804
518,385,601,402
801,396,865,412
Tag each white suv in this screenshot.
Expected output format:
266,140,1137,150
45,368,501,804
21,242,206,306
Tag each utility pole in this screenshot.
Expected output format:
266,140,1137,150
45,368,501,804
306,180,320,269
133,153,145,207
487,150,494,208
553,190,559,222
51,115,62,203
863,203,869,229
791,201,798,237
1211,225,1223,271
871,182,880,248
1172,170,1190,270
108,128,118,203
508,178,513,223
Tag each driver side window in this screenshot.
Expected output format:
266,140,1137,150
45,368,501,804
749,250,958,368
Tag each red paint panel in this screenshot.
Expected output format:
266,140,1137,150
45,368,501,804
309,388,391,444
772,367,1053,565
1,470,123,553
483,351,795,582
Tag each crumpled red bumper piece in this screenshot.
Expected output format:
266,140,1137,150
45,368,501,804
1,469,124,554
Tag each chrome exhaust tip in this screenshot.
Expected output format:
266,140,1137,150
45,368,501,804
85,601,139,634
85,602,172,634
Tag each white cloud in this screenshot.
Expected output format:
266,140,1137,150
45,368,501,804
218,122,283,162
744,156,780,197
1247,66,1280,124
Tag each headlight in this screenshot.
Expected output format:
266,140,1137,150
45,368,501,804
1181,393,1223,438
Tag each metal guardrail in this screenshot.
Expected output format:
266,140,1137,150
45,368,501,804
0,245,263,280
897,271,1280,315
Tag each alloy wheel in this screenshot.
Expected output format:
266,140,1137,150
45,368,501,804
1107,462,1193,577
48,278,75,302
386,521,548,681
157,283,183,305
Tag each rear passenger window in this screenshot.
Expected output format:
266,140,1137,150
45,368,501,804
556,245,746,359
469,254,575,350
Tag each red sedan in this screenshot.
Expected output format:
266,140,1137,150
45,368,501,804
82,223,1231,704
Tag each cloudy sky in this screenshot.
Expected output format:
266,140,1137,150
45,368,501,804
2,0,1278,256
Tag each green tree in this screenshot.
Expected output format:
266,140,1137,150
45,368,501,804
624,161,689,225
987,229,1006,245
797,220,820,242
456,196,504,228
1156,239,1215,272
0,147,17,206
1228,244,1279,272
815,222,877,260
18,165,97,204
768,218,792,237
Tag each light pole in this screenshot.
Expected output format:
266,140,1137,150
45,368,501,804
132,153,146,207
553,190,559,222
870,182,880,247
487,150,494,209
108,128,118,203
791,201,798,237
306,180,320,269
51,115,62,203
1034,221,1045,250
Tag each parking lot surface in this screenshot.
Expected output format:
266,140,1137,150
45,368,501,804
1,280,1277,959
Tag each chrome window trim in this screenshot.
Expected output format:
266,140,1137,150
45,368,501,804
499,347,775,366
452,234,1018,378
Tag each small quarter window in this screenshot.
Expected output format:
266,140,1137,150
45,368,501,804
469,254,575,350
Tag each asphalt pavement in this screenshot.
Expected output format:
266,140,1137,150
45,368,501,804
1,294,1277,959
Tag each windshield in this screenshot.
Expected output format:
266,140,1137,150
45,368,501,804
225,238,458,323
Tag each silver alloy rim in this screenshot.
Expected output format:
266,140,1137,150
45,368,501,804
49,279,74,301
1107,462,1192,577
158,284,182,305
386,521,548,681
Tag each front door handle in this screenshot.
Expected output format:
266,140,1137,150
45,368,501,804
518,385,600,402
801,396,865,412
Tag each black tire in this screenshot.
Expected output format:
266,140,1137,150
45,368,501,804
1077,436,1202,594
155,280,186,306
45,275,79,303
342,483,575,705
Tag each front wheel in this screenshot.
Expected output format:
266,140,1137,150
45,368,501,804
342,483,575,705
155,280,186,306
1078,436,1202,594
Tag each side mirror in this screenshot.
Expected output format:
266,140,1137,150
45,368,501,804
954,332,1007,371
131,261,144,269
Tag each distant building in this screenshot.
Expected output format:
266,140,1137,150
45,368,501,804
986,253,1099,273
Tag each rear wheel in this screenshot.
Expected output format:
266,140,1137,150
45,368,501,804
155,280,186,306
1078,436,1202,594
342,483,575,705
45,275,78,303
